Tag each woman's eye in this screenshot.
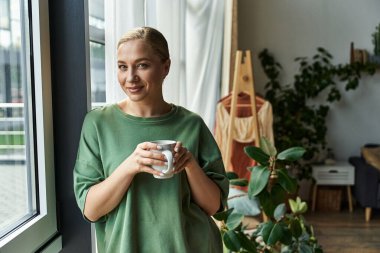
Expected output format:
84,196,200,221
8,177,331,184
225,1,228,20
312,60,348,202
137,63,148,69
118,65,127,71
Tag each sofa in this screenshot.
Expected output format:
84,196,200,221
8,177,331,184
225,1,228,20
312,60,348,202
348,144,380,221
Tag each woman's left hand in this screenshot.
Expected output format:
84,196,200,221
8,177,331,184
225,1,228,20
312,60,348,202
173,142,193,174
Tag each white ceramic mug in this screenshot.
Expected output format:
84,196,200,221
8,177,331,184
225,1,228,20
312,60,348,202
151,140,176,179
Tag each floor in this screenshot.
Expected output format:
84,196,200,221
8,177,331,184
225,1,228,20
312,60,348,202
242,206,380,253
305,208,380,253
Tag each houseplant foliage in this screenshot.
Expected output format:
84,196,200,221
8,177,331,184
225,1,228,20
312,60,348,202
372,23,380,56
371,23,380,65
215,138,323,253
258,48,376,179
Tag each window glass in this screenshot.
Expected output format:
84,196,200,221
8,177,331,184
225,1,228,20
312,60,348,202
0,0,37,238
89,0,105,107
90,42,105,104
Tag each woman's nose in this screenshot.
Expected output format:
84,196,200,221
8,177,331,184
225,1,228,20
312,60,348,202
127,72,139,83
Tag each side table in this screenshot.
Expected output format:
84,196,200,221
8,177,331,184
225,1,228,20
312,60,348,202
311,162,355,212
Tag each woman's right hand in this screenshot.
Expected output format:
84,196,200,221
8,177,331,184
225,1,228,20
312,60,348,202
121,142,167,177
85,142,166,221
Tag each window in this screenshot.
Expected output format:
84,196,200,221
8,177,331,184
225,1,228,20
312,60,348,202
0,0,37,238
0,0,59,251
89,0,106,107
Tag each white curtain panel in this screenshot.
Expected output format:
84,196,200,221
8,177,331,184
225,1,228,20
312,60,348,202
184,0,224,129
104,0,145,103
105,0,225,129
145,0,186,108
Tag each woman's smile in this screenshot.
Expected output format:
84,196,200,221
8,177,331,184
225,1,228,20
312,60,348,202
127,86,144,94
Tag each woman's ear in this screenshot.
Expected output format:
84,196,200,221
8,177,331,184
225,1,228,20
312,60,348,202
163,59,171,78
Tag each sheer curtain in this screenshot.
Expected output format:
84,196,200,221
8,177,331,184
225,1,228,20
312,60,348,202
105,0,225,129
104,0,145,103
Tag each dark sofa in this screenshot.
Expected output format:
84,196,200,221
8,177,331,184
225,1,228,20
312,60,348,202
349,144,380,221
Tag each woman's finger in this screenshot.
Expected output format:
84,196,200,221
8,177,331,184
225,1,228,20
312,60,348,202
140,165,165,177
174,145,187,163
137,149,166,161
143,157,168,166
138,141,161,151
174,141,182,153
174,150,192,173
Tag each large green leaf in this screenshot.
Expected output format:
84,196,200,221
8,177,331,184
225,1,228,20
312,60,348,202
277,147,306,161
271,184,287,205
280,225,293,245
288,198,298,214
290,218,303,238
277,168,298,194
260,184,287,217
226,212,244,230
252,223,264,237
230,178,249,187
248,166,270,198
244,146,270,165
273,203,286,222
237,231,257,253
258,190,275,217
223,230,241,252
260,137,277,156
226,171,239,180
299,242,313,253
213,208,234,221
267,223,284,246
261,221,274,243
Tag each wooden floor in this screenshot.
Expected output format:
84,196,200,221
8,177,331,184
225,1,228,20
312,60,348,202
305,208,380,253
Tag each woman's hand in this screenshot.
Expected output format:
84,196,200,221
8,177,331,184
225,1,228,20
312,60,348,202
173,141,221,215
85,141,167,221
122,142,167,177
173,142,193,174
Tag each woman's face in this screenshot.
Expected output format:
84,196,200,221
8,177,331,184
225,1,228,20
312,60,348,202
117,39,170,103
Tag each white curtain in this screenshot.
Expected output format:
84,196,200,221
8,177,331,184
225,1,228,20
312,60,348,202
104,0,145,103
105,0,225,129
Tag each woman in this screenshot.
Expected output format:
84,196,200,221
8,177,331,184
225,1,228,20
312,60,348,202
73,27,229,253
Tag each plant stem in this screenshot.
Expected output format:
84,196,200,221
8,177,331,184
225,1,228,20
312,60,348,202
227,193,247,200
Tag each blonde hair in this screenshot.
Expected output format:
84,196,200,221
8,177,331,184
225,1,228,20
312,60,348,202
117,27,170,61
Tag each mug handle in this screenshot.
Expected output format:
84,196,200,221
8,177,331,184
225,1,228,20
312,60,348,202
161,150,174,174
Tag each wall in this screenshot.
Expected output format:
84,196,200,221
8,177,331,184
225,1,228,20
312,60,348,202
238,0,380,160
50,0,92,252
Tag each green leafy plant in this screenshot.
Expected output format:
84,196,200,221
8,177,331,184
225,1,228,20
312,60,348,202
215,138,323,253
258,48,376,179
372,23,380,56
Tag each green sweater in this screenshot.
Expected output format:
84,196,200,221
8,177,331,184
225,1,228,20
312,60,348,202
74,104,229,253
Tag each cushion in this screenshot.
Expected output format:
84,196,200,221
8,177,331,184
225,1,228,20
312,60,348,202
227,188,261,216
362,146,380,172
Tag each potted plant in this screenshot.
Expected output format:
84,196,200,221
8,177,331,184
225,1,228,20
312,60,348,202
215,138,323,253
371,23,380,64
258,47,376,180
372,23,380,56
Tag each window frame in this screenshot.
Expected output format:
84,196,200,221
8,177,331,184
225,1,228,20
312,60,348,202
0,0,60,251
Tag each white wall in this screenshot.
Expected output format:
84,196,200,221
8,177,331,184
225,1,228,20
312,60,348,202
238,0,380,160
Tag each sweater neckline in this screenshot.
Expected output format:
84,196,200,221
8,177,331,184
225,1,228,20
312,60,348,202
112,103,178,123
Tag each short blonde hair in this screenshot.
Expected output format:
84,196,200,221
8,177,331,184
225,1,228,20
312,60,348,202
117,27,170,61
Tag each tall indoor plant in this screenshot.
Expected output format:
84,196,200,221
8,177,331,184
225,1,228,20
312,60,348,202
215,138,323,253
372,23,380,56
258,48,376,179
